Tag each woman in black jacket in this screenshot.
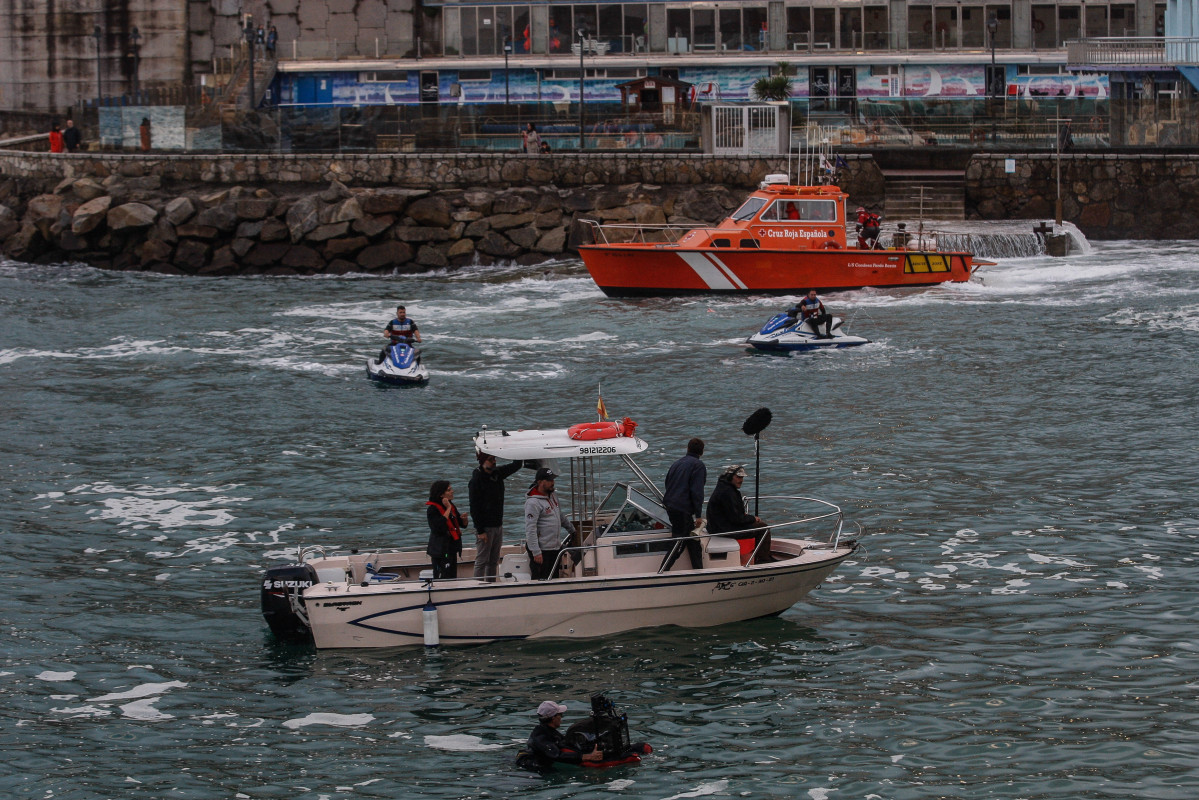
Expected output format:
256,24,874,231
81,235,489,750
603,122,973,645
426,480,467,579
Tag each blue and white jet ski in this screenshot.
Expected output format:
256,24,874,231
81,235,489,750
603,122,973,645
747,312,870,352
366,342,429,385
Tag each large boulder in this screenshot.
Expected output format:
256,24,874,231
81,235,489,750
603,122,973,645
285,195,320,243
406,196,453,228
107,202,158,231
357,240,413,270
71,196,113,235
163,196,196,226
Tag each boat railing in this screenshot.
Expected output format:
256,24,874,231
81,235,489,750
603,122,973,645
578,217,717,246
308,496,849,587
554,494,847,577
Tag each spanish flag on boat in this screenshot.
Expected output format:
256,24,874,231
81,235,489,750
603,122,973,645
597,386,608,421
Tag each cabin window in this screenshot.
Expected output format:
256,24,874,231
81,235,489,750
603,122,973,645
765,199,837,222
740,238,759,248
730,197,766,221
712,238,731,248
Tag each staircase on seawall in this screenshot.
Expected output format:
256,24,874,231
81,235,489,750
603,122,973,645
882,169,966,222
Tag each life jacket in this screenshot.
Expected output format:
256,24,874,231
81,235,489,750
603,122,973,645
426,500,462,540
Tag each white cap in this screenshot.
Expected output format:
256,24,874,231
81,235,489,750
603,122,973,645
537,700,568,718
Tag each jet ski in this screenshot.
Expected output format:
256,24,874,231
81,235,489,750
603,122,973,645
366,342,429,385
746,312,870,352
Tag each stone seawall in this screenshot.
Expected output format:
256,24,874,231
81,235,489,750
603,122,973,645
966,153,1199,239
0,153,884,274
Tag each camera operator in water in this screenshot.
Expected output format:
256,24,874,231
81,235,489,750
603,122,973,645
516,701,602,772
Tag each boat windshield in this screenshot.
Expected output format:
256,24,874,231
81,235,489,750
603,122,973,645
596,484,670,536
730,197,767,222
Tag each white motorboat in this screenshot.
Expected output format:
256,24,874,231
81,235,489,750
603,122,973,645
746,311,870,352
261,418,858,649
366,342,428,385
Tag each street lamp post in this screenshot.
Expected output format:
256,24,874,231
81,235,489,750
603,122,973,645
129,26,142,100
1050,117,1068,226
578,27,586,150
93,26,103,102
244,17,256,109
987,14,997,144
503,36,512,106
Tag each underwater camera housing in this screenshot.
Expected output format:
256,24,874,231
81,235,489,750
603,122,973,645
564,693,632,760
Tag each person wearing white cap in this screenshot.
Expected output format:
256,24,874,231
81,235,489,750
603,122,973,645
515,700,602,772
707,465,770,564
524,467,577,581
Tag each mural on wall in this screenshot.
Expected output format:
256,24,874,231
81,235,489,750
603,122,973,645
273,64,1109,106
98,107,186,150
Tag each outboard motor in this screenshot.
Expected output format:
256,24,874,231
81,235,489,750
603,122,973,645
565,693,633,760
261,563,318,641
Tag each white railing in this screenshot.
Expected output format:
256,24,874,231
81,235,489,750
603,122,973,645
1066,36,1199,66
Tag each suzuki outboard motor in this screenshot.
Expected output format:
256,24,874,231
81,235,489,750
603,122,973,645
261,563,318,641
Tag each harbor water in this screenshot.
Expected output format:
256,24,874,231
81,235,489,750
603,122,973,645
1,241,1197,799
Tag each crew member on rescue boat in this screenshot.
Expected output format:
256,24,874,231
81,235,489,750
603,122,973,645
856,207,881,250
426,480,468,579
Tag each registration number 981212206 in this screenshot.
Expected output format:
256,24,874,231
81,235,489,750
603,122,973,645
577,445,617,455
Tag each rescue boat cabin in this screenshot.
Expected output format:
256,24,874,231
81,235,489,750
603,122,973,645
681,177,853,251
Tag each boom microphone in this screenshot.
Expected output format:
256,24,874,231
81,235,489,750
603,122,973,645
742,408,772,437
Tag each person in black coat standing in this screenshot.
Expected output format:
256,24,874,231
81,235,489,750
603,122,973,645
426,480,468,579
707,465,769,564
660,437,707,571
467,451,525,580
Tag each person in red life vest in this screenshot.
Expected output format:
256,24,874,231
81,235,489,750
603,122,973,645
516,701,602,772
378,304,421,363
798,289,834,338
524,468,576,580
856,207,881,249
426,480,468,579
48,124,64,154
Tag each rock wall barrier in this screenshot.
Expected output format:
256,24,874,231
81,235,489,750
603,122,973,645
0,152,885,274
966,153,1199,239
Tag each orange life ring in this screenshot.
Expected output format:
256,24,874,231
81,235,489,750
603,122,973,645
568,417,638,440
1033,18,1045,33
936,21,949,34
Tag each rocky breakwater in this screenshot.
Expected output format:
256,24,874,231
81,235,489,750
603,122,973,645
0,175,751,275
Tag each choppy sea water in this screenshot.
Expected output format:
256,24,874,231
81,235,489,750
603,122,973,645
1,241,1197,799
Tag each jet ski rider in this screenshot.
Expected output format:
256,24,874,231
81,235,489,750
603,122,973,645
790,290,833,339
378,304,422,364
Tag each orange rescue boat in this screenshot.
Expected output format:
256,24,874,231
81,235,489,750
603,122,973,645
577,175,975,297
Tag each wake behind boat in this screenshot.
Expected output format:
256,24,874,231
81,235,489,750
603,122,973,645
261,417,858,648
577,174,975,297
747,311,870,352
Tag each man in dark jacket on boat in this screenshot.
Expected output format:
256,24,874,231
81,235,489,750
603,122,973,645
660,437,706,572
707,465,769,565
516,701,602,773
468,451,526,580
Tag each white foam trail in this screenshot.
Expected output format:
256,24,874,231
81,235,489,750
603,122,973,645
424,734,509,751
283,712,374,729
36,671,77,681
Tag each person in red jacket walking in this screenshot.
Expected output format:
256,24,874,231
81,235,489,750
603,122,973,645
48,124,64,153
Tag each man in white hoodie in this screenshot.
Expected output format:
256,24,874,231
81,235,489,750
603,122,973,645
524,468,577,580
